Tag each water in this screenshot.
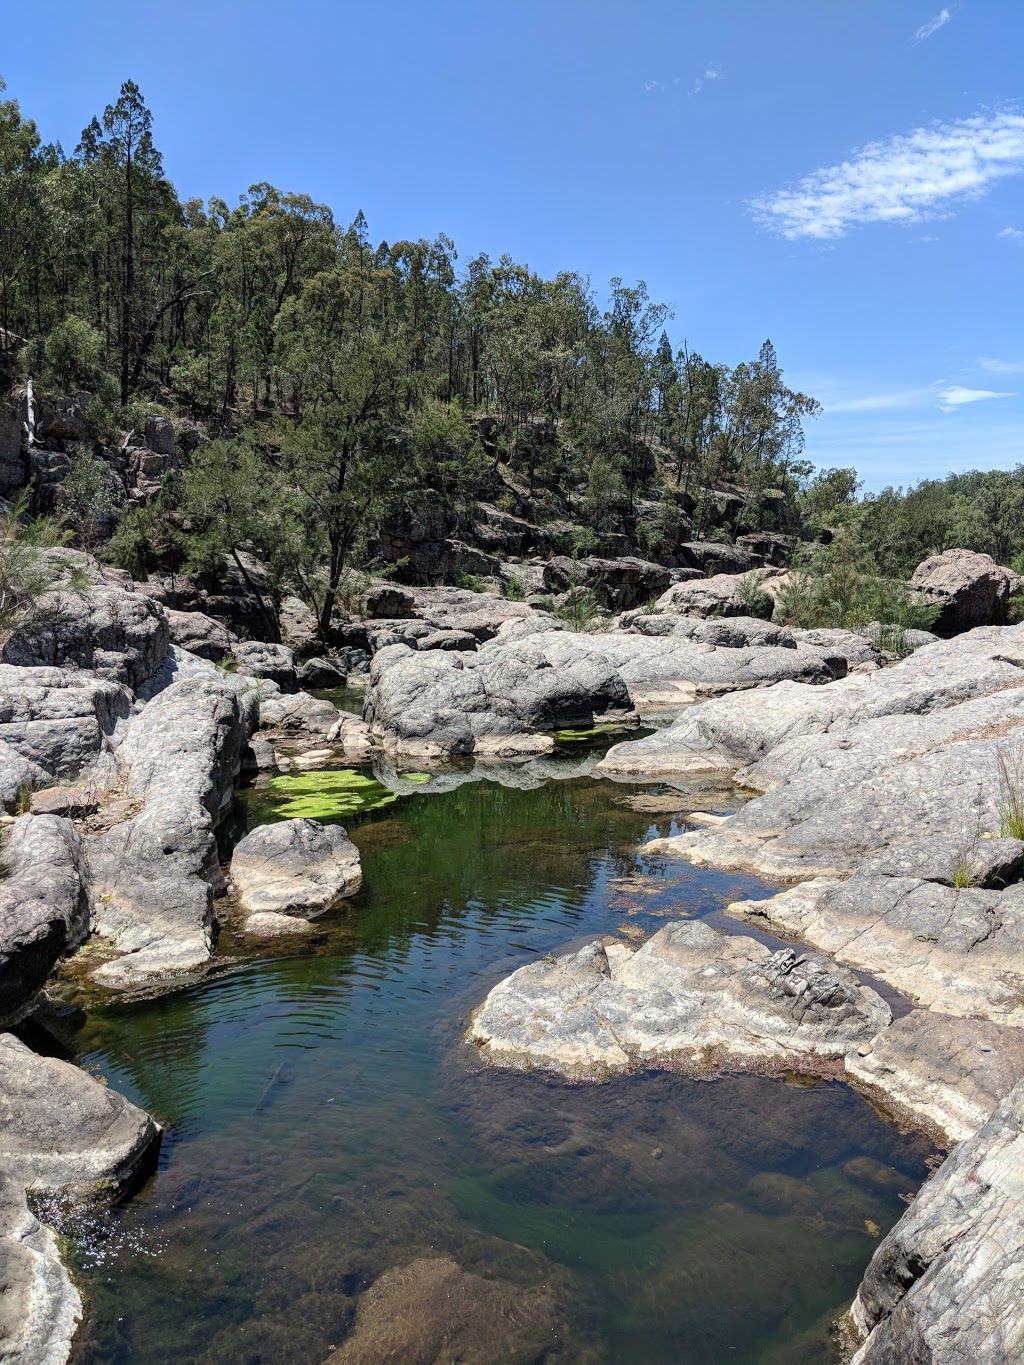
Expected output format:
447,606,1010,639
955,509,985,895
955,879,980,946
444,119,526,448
56,748,934,1364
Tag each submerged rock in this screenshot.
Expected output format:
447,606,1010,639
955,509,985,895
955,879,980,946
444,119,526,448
231,818,362,919
848,1078,1024,1362
326,1256,565,1365
469,921,890,1080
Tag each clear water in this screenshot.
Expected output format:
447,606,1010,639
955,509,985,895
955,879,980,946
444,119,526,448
58,750,933,1365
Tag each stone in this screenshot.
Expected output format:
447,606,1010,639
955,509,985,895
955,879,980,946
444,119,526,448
28,786,98,818
87,677,244,986
0,1032,160,1196
296,656,348,688
622,612,796,650
232,640,298,691
230,819,362,916
848,1079,1024,1363
0,663,132,786
327,714,373,761
0,815,87,1028
143,414,175,457
0,1173,82,1365
363,584,415,619
469,920,890,1079
654,571,775,621
257,689,341,736
911,548,1021,636
846,1010,1024,1144
279,594,319,654
165,608,236,662
675,541,761,575
326,1256,564,1365
242,911,314,937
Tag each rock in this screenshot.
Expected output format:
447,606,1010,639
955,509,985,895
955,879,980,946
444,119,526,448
622,612,796,650
853,621,939,653
675,541,761,575
232,640,298,692
0,1032,160,1196
230,819,362,916
36,393,90,444
0,1173,82,1365
257,689,341,736
326,1256,564,1365
242,911,313,937
142,414,175,457
736,531,796,566
791,627,882,674
416,628,477,651
577,555,672,611
0,815,87,1027
3,575,170,692
469,920,890,1079
165,608,236,662
279,594,319,654
0,663,132,787
848,1079,1024,1363
87,677,244,986
911,548,1021,636
655,571,775,621
846,1010,1024,1144
240,737,277,772
327,714,373,761
296,657,348,688
28,786,97,818
363,584,415,619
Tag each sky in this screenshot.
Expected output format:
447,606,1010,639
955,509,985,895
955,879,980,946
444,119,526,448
2,0,1022,492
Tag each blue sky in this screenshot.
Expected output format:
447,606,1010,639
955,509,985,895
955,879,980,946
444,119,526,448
4,0,1023,491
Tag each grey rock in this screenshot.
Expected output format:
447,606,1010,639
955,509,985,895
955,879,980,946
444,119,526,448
363,584,415,619
676,541,761,574
257,688,341,736
87,677,244,986
848,1079,1024,1363
297,657,348,688
242,911,313,938
911,548,1021,637
791,627,882,673
417,628,478,651
230,819,362,917
624,613,796,650
0,664,132,785
0,815,87,1028
470,920,890,1079
143,414,175,457
0,1032,160,1196
165,608,235,662
232,640,298,692
847,1010,1024,1144
655,571,774,621
0,1172,82,1365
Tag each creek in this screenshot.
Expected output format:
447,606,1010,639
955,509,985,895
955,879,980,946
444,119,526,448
60,737,933,1364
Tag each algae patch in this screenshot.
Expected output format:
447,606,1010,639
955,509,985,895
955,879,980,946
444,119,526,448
269,769,399,819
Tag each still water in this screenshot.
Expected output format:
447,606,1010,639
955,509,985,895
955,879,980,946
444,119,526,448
62,747,932,1364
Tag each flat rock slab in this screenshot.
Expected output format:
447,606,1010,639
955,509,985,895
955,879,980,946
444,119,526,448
230,818,362,916
847,1010,1024,1145
0,1033,160,1197
469,920,890,1079
849,1077,1024,1362
241,912,314,938
0,1173,81,1365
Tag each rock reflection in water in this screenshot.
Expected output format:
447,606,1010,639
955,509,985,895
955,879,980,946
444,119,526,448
67,766,933,1365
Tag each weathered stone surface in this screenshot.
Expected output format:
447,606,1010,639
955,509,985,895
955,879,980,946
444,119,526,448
911,547,1021,636
230,819,362,917
28,786,97,818
363,584,415,619
4,571,169,691
0,1172,82,1365
791,627,882,670
622,612,796,650
544,555,671,611
655,572,774,621
88,677,244,986
469,921,889,1079
241,911,314,938
675,541,761,575
232,640,298,691
257,688,341,736
143,414,175,457
326,1256,565,1365
296,656,348,688
0,815,87,1028
0,1032,160,1196
327,714,373,761
847,1010,1024,1145
0,664,132,787
848,1079,1024,1363
165,608,235,662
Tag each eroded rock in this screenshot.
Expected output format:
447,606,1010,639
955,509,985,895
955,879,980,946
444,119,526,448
230,819,362,918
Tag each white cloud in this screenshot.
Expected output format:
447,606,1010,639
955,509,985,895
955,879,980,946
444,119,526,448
980,356,1024,374
751,110,1024,240
914,8,952,42
937,385,1013,411
644,79,664,94
824,388,935,414
919,233,939,241
690,66,722,96
997,225,1024,237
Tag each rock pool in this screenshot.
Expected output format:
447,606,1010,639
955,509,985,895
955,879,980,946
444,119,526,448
58,749,934,1364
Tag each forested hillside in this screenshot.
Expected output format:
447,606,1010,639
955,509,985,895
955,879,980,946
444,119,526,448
1,76,1021,641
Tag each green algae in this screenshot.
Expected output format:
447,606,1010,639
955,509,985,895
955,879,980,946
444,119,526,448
268,768,398,819
554,725,632,744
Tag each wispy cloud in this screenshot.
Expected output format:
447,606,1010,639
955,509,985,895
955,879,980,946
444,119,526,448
937,385,1013,411
997,225,1024,237
914,7,952,42
751,110,1024,240
824,388,934,414
980,357,1024,375
690,67,722,97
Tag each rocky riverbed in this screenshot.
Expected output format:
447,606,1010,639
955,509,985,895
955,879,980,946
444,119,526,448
3,548,1024,1362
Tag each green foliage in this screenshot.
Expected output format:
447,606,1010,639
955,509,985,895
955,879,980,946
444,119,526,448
734,571,774,619
552,587,608,632
60,447,115,548
40,315,107,391
504,574,526,601
0,488,74,638
996,741,1024,842
268,769,398,819
456,571,487,592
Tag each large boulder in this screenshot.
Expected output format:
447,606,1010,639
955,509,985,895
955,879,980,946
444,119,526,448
675,541,761,575
87,676,245,986
230,819,362,920
655,571,775,621
165,608,235,662
0,1032,160,1196
848,1078,1024,1362
0,815,87,1027
910,548,1021,636
470,921,890,1079
231,640,298,692
0,1173,82,1365
0,664,132,788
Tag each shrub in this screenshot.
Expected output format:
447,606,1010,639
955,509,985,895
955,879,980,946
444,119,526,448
997,740,1024,841
456,571,487,592
553,587,608,632
505,574,526,601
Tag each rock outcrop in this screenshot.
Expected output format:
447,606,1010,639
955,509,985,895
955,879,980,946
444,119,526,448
470,921,890,1079
0,1173,82,1365
230,818,362,922
911,548,1021,636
